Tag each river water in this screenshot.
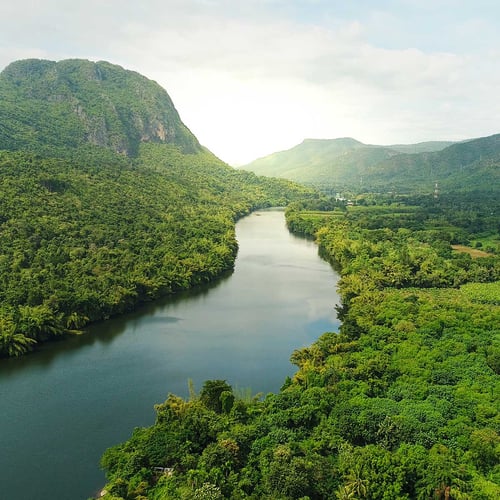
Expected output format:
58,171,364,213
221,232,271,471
0,209,340,500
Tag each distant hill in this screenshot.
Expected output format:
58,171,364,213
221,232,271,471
244,138,365,178
364,134,500,192
0,58,201,156
242,138,453,188
243,136,499,193
388,141,456,154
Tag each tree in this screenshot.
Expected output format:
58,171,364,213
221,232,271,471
0,316,37,356
199,380,233,414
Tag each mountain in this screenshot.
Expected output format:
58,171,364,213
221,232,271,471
364,133,500,192
0,58,201,156
388,141,456,154
0,59,312,357
244,138,365,178
242,138,454,189
243,135,499,193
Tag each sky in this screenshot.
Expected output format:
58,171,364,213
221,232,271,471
1,1,499,165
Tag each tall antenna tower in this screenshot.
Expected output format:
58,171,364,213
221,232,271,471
433,181,439,199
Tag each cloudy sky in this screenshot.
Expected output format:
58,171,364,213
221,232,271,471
1,0,499,165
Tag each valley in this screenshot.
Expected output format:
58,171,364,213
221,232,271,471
0,58,497,499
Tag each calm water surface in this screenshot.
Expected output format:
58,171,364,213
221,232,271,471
0,209,340,500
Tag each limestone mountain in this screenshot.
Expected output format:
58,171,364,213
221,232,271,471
0,58,312,357
0,58,201,156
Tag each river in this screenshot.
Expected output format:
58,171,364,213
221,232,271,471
0,209,340,500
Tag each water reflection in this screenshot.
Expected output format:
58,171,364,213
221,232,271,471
1,271,235,375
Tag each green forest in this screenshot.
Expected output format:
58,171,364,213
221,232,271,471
243,135,500,193
98,193,500,499
0,57,498,499
0,58,313,357
0,144,311,357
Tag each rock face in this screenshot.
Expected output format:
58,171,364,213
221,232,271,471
0,58,201,156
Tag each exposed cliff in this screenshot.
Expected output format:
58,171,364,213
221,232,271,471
0,58,201,156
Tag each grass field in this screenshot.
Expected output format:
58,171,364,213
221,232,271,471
452,245,494,258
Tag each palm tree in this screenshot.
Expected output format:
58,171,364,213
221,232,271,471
337,466,368,499
18,304,65,339
0,318,36,357
65,311,89,333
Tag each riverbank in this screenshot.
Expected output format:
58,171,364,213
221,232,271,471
97,203,498,498
0,210,340,500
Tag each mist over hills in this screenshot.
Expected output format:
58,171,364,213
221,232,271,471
243,135,499,193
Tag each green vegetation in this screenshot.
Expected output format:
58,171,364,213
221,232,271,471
242,138,398,189
360,135,500,193
98,194,499,499
0,59,313,357
2,56,499,497
461,282,500,305
242,135,499,194
0,58,201,156
0,144,311,357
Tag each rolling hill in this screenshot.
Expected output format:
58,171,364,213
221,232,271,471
243,136,499,193
363,133,500,192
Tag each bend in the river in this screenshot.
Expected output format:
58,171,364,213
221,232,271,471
0,209,340,500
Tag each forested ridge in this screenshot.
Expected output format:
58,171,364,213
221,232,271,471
98,194,499,499
0,58,313,357
242,134,500,193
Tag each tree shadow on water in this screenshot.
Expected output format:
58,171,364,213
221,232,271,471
0,270,234,375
